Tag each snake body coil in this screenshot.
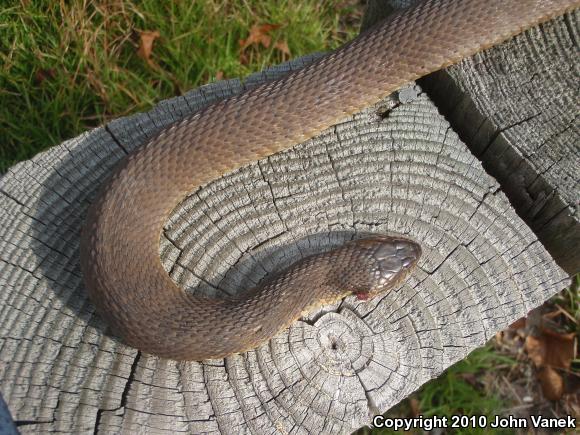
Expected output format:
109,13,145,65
80,0,578,360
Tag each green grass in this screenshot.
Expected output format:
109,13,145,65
355,345,517,435
558,274,580,335
553,274,580,371
415,347,515,428
0,0,360,172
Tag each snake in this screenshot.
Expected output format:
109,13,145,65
80,0,578,360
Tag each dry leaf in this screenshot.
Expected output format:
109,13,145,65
509,317,526,329
524,327,576,401
525,330,575,370
239,23,281,49
525,335,545,367
537,366,564,401
137,30,160,68
215,71,224,81
541,329,575,370
274,40,291,58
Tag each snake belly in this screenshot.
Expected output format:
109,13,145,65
80,0,578,360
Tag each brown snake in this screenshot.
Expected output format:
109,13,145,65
80,0,578,360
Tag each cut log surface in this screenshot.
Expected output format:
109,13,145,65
0,46,569,433
421,9,580,274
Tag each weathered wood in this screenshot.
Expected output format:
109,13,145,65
420,9,580,274
0,47,568,432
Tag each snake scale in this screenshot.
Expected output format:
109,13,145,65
80,0,578,360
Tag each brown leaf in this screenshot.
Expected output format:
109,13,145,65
137,30,160,67
525,335,546,367
509,317,526,330
239,23,281,50
215,71,224,81
541,329,575,370
525,330,575,370
537,366,564,401
274,40,290,56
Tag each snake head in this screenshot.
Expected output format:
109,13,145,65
339,235,421,301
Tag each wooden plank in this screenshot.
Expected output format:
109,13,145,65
421,9,580,274
0,9,572,435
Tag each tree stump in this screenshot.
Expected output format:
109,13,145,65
0,9,573,435
421,9,580,274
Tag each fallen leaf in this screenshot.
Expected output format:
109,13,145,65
537,366,564,401
524,326,576,402
239,23,281,50
525,335,545,367
274,40,291,58
509,317,526,329
541,329,575,370
524,330,575,370
137,30,160,68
